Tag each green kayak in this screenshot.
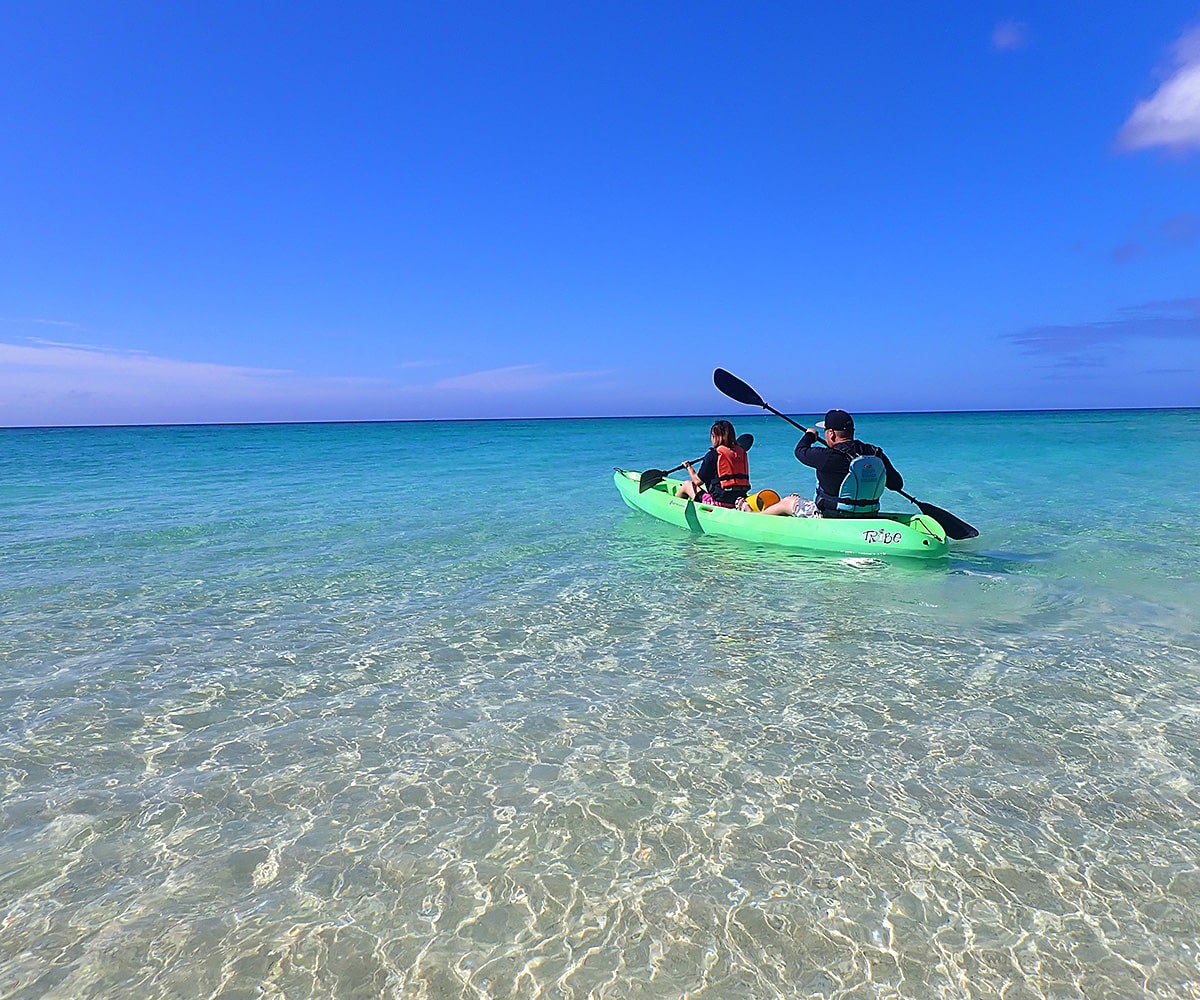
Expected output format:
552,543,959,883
613,469,949,559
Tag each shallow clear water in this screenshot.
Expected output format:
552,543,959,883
1,412,1198,999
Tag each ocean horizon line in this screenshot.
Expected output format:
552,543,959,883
2,402,1198,433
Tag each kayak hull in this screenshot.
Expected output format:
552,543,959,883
614,469,949,559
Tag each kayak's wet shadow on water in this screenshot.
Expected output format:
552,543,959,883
608,507,952,588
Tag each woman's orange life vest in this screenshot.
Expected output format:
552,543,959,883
715,445,750,490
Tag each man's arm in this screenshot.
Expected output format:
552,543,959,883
794,430,823,469
880,450,904,492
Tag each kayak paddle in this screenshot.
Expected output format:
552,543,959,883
712,368,979,540
890,489,979,541
638,432,754,493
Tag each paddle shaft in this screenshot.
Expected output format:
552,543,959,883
638,433,755,493
759,405,807,434
664,454,707,480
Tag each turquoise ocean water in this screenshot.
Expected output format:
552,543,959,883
2,410,1199,999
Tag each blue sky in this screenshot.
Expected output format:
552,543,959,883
2,2,1199,426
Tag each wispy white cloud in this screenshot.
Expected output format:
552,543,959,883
1163,212,1200,244
991,20,1028,52
1007,298,1200,355
1111,242,1141,265
27,336,132,352
433,364,610,392
1117,26,1200,153
0,340,623,425
0,340,293,380
0,339,391,426
0,317,86,330
1107,212,1200,264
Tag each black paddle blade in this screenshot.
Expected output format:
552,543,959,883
637,468,674,493
736,433,754,451
916,501,979,540
714,368,766,408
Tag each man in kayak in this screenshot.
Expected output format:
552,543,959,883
736,409,902,517
675,419,751,506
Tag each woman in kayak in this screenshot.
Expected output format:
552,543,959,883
736,409,901,517
675,419,751,506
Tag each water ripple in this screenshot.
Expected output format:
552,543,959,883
2,418,1200,998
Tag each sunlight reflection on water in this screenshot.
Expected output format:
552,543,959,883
1,416,1199,998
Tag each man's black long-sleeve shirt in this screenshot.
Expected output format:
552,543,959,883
795,431,903,512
